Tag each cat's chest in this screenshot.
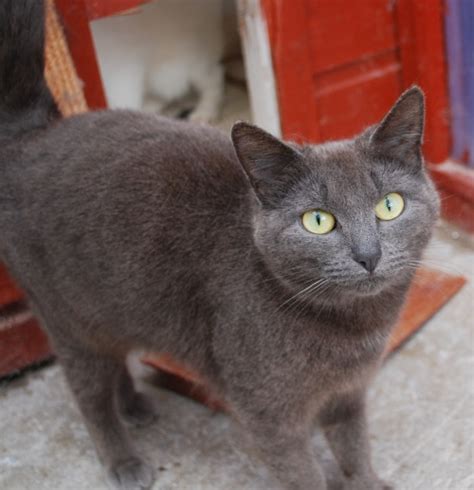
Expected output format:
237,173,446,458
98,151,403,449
297,322,389,394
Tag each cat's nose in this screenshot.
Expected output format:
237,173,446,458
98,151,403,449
352,246,381,273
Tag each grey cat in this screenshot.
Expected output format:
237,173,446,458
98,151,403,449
0,2,439,490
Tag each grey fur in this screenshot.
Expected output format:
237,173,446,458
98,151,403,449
0,4,439,489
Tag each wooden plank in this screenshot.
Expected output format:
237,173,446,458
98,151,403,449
237,0,281,136
308,0,397,74
430,163,474,233
0,264,24,306
385,267,466,353
0,320,52,378
84,0,150,20
261,0,321,143
54,0,107,109
262,0,451,161
315,50,401,140
263,0,403,144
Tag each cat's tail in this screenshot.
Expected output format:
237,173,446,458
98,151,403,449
0,0,59,142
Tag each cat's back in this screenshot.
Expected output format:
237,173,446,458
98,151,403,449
0,110,248,258
4,110,243,203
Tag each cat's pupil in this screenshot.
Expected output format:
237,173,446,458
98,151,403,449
316,213,321,226
385,197,392,212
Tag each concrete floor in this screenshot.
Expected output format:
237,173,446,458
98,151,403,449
0,87,473,489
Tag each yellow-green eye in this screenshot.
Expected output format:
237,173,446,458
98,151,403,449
375,192,405,220
301,209,336,234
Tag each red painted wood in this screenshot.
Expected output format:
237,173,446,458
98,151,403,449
395,0,451,163
263,0,403,143
0,264,24,306
142,356,226,411
385,267,466,353
430,164,474,233
315,51,401,141
308,0,397,73
437,188,474,234
55,0,107,109
85,0,150,20
0,320,52,378
261,0,321,142
263,0,450,164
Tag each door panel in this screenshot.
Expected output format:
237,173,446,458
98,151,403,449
263,0,450,162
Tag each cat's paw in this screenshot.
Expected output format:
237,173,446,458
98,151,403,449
344,475,394,490
108,457,155,490
120,392,158,428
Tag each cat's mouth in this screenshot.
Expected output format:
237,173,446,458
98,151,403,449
352,276,388,295
336,273,393,296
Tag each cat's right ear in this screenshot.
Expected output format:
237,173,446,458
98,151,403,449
231,122,302,206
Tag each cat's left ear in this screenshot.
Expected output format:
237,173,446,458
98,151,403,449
370,86,425,163
231,122,302,206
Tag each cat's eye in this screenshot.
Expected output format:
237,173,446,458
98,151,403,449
375,192,405,221
301,209,336,235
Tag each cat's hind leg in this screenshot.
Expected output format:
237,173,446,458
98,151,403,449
58,343,155,490
117,364,158,428
189,63,224,123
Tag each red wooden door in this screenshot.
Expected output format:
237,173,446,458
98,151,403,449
262,0,450,163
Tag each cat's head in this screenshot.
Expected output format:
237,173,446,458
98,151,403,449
231,87,440,300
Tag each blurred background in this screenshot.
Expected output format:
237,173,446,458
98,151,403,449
0,1,473,489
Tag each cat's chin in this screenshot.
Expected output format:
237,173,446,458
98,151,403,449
352,279,388,296
341,275,394,297
329,267,414,300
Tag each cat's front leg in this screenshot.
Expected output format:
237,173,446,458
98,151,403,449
235,410,327,490
319,390,392,490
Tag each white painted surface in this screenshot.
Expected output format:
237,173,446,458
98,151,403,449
236,0,281,136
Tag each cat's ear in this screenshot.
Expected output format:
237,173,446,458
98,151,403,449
231,122,302,205
370,86,425,163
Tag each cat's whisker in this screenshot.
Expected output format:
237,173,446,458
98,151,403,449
278,279,333,318
406,258,463,276
284,279,335,328
277,278,328,313
291,280,331,308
